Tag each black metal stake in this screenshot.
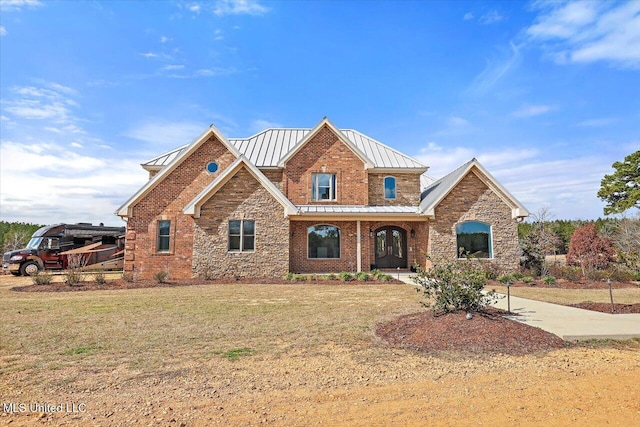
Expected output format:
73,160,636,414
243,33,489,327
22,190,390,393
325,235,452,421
506,282,511,314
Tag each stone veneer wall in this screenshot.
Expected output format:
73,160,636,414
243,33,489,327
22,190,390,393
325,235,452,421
428,171,520,271
368,173,421,206
192,167,289,278
125,136,237,279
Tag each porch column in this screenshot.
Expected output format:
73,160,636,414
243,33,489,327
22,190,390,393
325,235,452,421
356,220,362,272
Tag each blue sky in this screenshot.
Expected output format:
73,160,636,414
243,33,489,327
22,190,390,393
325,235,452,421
1,0,639,226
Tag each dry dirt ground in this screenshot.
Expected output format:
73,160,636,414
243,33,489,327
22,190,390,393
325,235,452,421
1,274,639,426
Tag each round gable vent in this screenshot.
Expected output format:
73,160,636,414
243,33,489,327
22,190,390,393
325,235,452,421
206,162,219,173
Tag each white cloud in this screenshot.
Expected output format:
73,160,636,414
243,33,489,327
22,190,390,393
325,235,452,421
512,104,556,118
575,117,617,127
188,3,201,13
479,10,505,25
467,41,522,96
527,1,640,69
0,0,42,12
140,52,158,58
0,26,6,36
160,36,171,43
162,64,185,71
414,141,613,219
463,12,474,21
213,0,269,16
124,121,206,150
0,141,146,225
70,142,83,148
3,84,81,129
249,119,282,133
214,29,224,41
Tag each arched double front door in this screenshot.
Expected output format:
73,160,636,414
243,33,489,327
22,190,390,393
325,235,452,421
375,226,407,269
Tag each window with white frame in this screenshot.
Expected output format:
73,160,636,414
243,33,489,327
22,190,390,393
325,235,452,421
384,176,396,199
312,173,337,201
456,221,492,258
228,220,255,252
157,220,171,252
308,225,340,258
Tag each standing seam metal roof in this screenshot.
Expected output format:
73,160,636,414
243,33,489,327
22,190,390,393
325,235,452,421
142,128,427,170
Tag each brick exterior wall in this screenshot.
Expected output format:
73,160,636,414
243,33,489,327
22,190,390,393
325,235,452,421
283,125,368,205
289,221,360,273
288,220,429,273
125,136,237,279
427,170,520,271
368,173,421,206
368,221,429,270
192,166,289,278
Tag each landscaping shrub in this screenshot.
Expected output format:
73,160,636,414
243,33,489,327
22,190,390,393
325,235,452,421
355,271,370,282
121,271,138,282
338,272,354,282
481,262,502,280
542,275,556,285
153,270,169,284
325,273,337,280
608,267,635,283
370,269,382,279
497,274,514,284
522,276,535,285
31,270,53,285
512,271,524,280
294,274,307,282
283,272,294,281
379,274,393,282
64,268,84,286
93,272,107,285
548,264,582,282
412,260,500,313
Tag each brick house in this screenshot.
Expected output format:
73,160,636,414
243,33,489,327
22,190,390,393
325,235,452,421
116,117,529,279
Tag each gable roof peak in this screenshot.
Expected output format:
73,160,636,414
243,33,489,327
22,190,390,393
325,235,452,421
419,158,529,220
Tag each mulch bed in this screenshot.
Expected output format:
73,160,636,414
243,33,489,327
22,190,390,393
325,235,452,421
11,277,404,292
376,307,568,355
570,302,640,314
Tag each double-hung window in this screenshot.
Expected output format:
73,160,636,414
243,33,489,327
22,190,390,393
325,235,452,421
157,220,171,252
228,220,255,252
312,173,337,201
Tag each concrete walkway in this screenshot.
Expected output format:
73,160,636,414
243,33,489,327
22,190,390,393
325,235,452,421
398,273,640,341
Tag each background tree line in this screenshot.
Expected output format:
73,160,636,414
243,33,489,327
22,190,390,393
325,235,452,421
0,221,43,253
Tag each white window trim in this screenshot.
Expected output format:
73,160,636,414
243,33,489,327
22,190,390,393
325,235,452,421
455,221,494,260
383,176,397,200
307,224,342,259
157,220,171,253
228,219,255,253
312,173,337,202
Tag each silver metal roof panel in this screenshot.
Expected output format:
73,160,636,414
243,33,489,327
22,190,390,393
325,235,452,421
142,127,427,170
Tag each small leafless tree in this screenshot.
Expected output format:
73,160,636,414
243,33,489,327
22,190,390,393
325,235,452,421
2,230,31,253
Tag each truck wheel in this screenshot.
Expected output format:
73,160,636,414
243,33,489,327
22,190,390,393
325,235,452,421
20,261,40,276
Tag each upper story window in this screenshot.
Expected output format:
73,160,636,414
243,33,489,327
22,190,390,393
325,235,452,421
384,176,396,199
456,221,492,259
312,173,337,201
157,220,171,252
228,220,255,252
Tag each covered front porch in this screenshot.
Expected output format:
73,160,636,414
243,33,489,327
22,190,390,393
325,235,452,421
288,208,429,273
